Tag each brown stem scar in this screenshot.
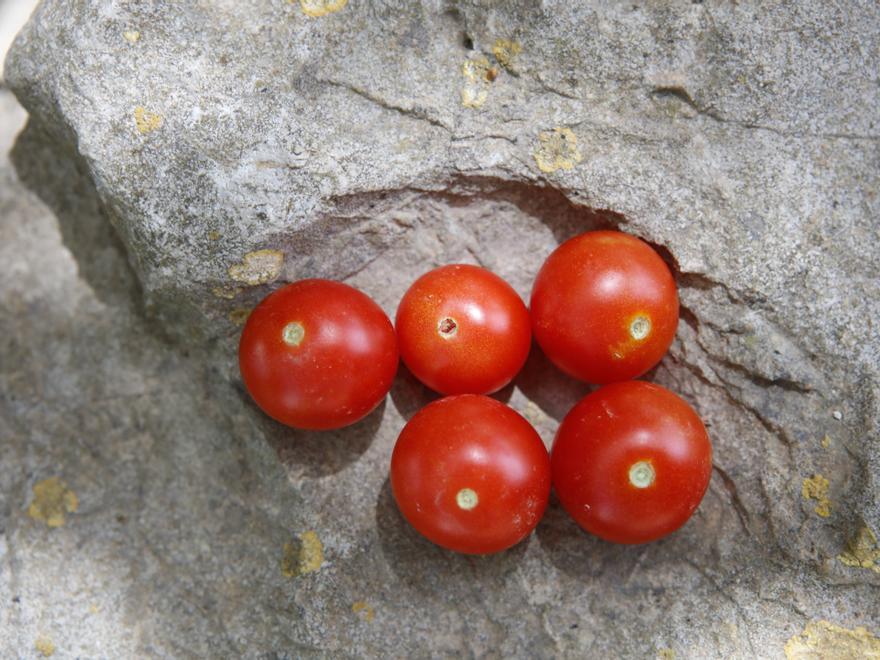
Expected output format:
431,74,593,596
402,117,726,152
438,317,458,338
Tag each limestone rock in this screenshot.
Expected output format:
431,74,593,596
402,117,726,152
2,0,879,656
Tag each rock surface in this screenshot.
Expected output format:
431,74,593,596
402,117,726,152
2,0,879,657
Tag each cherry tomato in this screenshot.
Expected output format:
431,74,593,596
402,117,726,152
238,279,398,430
395,264,531,395
551,381,712,544
530,230,678,384
391,395,551,554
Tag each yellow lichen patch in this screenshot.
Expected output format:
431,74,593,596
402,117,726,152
821,434,831,448
281,531,324,577
801,475,832,518
533,127,582,173
227,249,284,286
211,285,242,300
207,230,221,241
838,526,880,574
35,636,55,657
27,477,78,528
657,650,675,660
123,30,140,44
298,0,348,18
133,106,163,134
462,55,494,82
352,600,375,622
461,85,488,109
784,620,880,659
492,39,522,70
461,55,495,109
229,308,251,326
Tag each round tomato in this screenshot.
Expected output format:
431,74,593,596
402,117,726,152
391,395,551,554
395,264,531,395
530,230,678,384
551,381,712,544
238,279,398,430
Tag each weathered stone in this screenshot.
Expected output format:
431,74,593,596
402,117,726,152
2,0,878,656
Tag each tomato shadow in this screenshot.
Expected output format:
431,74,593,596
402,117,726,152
535,493,676,584
241,384,385,478
513,343,594,422
488,381,515,405
390,363,513,421
389,363,439,421
374,477,530,595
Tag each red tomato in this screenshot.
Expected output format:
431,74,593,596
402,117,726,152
530,230,678,384
238,279,398,430
391,395,551,554
395,264,531,395
551,381,712,544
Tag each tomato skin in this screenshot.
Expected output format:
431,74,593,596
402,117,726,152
238,279,398,430
395,264,531,395
391,395,551,554
530,230,678,384
551,381,712,544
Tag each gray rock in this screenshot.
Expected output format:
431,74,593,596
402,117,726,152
2,0,879,657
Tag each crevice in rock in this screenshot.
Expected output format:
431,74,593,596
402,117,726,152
713,463,753,535
672,353,796,452
683,558,758,657
679,302,700,332
707,352,812,394
651,85,723,122
318,78,454,131
650,86,879,142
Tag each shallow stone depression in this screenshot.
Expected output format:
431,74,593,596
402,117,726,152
225,179,632,342
245,179,634,476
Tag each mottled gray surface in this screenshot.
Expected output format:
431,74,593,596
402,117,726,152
2,0,880,658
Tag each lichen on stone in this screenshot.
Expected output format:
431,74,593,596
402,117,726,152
27,477,78,528
801,474,832,518
460,55,496,109
784,620,880,659
492,39,522,70
281,531,324,577
838,526,880,574
227,249,284,286
298,0,348,18
211,285,242,300
533,127,582,173
133,106,162,134
352,601,375,622
228,308,251,325
34,636,55,657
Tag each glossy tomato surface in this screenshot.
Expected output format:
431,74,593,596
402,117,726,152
530,230,678,384
239,279,398,430
552,381,712,544
395,264,531,395
391,395,551,554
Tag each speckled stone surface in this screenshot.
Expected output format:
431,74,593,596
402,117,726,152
1,1,879,657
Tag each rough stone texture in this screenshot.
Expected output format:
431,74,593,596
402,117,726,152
2,0,879,657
